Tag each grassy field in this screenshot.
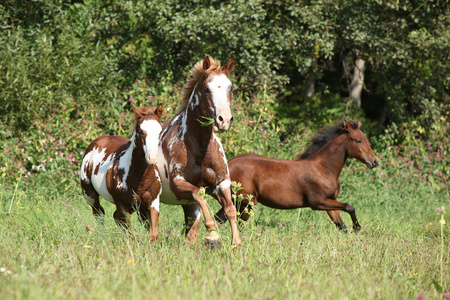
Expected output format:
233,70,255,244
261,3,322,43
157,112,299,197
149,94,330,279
0,172,448,299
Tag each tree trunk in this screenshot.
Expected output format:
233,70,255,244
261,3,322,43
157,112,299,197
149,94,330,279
306,72,315,98
349,58,365,107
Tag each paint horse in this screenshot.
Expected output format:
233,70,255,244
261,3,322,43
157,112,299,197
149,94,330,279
80,104,163,240
157,55,242,245
215,120,378,232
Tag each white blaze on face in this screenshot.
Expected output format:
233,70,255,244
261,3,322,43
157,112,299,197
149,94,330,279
207,74,232,129
141,119,162,165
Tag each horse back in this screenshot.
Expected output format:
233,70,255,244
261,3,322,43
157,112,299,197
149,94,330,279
228,153,311,209
85,136,130,153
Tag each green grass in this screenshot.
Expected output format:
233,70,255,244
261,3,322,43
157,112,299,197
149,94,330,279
0,176,448,300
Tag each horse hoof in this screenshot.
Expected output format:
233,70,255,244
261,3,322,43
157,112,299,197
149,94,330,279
232,236,245,247
353,225,361,234
205,230,221,243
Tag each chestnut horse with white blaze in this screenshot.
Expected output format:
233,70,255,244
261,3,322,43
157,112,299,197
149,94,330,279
215,120,378,232
80,104,163,239
157,55,242,245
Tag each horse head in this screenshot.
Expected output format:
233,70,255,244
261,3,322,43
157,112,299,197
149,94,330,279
201,55,235,132
132,103,163,165
344,120,378,169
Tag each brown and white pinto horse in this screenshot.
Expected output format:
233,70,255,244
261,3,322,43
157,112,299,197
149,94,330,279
80,104,163,239
215,120,379,232
157,55,242,245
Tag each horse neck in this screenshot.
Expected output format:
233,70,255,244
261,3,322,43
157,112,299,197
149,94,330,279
311,134,348,179
180,90,213,149
123,132,148,177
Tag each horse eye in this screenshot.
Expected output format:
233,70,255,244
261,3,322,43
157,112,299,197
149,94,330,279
205,87,211,94
356,140,361,144
140,130,144,135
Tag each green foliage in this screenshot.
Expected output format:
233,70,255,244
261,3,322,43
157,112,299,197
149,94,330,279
0,0,448,194
0,0,122,132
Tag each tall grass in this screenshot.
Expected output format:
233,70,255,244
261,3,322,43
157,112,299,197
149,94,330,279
0,174,448,299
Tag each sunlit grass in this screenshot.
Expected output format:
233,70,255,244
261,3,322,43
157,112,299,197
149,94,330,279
0,177,448,299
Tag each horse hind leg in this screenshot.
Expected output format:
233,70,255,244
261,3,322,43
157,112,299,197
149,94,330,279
312,198,361,233
215,201,252,225
81,183,105,225
113,205,133,237
214,207,227,224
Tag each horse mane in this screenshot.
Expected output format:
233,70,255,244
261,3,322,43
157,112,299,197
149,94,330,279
178,55,222,112
297,120,359,160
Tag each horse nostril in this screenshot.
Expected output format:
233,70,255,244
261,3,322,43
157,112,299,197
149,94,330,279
374,159,378,167
230,116,234,123
218,116,224,122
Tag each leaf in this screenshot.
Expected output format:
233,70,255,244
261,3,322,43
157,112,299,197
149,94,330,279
197,116,215,127
432,279,443,292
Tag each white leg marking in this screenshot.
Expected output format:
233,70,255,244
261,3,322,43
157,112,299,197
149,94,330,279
82,190,96,206
151,168,162,212
194,206,201,220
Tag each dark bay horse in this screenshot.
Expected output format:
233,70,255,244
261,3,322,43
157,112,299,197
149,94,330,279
80,104,163,240
215,120,378,232
157,55,242,245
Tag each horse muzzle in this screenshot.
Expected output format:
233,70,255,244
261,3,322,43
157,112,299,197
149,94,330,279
366,157,379,169
214,115,234,132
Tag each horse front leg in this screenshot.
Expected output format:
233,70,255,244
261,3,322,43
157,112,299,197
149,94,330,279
326,210,347,231
312,198,361,233
139,204,160,241
171,177,219,244
216,180,243,246
149,201,160,241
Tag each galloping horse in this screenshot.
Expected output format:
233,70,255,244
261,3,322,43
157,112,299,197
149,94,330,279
80,104,163,240
215,120,378,232
157,55,242,245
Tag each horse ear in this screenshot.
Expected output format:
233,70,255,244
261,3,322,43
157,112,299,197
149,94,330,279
132,103,142,119
357,120,362,129
222,57,235,75
203,55,211,71
155,103,163,119
342,119,348,130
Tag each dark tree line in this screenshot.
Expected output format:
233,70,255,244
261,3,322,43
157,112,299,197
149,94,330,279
1,0,449,139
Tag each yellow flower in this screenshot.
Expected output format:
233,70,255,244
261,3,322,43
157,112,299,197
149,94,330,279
128,259,135,264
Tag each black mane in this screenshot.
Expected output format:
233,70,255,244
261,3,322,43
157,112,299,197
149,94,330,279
297,120,358,160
